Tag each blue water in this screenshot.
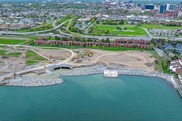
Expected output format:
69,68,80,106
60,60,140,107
0,75,182,121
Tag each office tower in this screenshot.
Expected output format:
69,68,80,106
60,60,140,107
159,5,167,13
145,4,154,10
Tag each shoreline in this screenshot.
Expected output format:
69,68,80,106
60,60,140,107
60,65,182,97
1,64,181,91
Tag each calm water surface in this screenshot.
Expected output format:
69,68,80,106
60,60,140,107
0,74,182,121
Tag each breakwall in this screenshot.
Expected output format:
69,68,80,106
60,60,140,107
61,65,182,98
6,76,63,87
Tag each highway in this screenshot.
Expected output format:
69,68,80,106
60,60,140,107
0,20,182,41
0,20,70,36
84,17,101,34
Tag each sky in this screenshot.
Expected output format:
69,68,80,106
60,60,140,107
0,0,181,2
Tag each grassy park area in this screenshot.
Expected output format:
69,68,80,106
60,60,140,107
141,24,182,29
25,50,47,65
0,39,25,44
90,24,147,36
58,45,150,51
19,23,54,32
0,49,21,57
152,52,172,74
88,46,149,51
63,21,69,27
55,18,70,26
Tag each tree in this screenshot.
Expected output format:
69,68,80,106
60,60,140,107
66,14,71,19
150,43,155,48
105,30,110,34
119,20,124,25
101,39,105,42
55,36,60,40
49,36,51,39
172,49,179,55
87,38,93,42
105,38,110,43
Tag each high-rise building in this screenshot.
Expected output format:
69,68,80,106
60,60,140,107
166,4,170,11
176,2,182,10
137,3,142,7
145,4,154,10
169,4,175,10
166,4,175,11
159,5,167,13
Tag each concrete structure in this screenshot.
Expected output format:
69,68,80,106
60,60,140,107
48,64,73,71
104,70,118,78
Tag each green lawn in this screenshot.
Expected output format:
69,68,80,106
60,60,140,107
63,21,69,27
56,45,150,51
0,50,21,57
60,28,71,34
6,52,22,57
87,46,149,51
25,50,47,65
151,52,172,74
56,18,70,26
19,23,54,32
91,24,147,36
141,24,182,29
0,50,6,55
0,45,5,48
0,39,25,44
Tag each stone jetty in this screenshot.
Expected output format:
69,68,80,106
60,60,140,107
6,76,63,87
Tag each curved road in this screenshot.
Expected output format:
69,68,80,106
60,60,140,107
0,20,70,36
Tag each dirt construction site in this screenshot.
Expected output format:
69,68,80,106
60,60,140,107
0,46,71,77
70,49,155,71
0,45,155,77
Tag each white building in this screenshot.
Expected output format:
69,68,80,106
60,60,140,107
166,4,171,11
104,70,118,78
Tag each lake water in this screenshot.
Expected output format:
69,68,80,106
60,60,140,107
0,74,182,121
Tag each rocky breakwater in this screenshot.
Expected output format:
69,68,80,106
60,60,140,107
61,65,175,88
117,69,174,84
61,65,107,76
6,76,64,87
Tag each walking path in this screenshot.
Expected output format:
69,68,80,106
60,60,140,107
0,44,76,82
29,49,50,60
